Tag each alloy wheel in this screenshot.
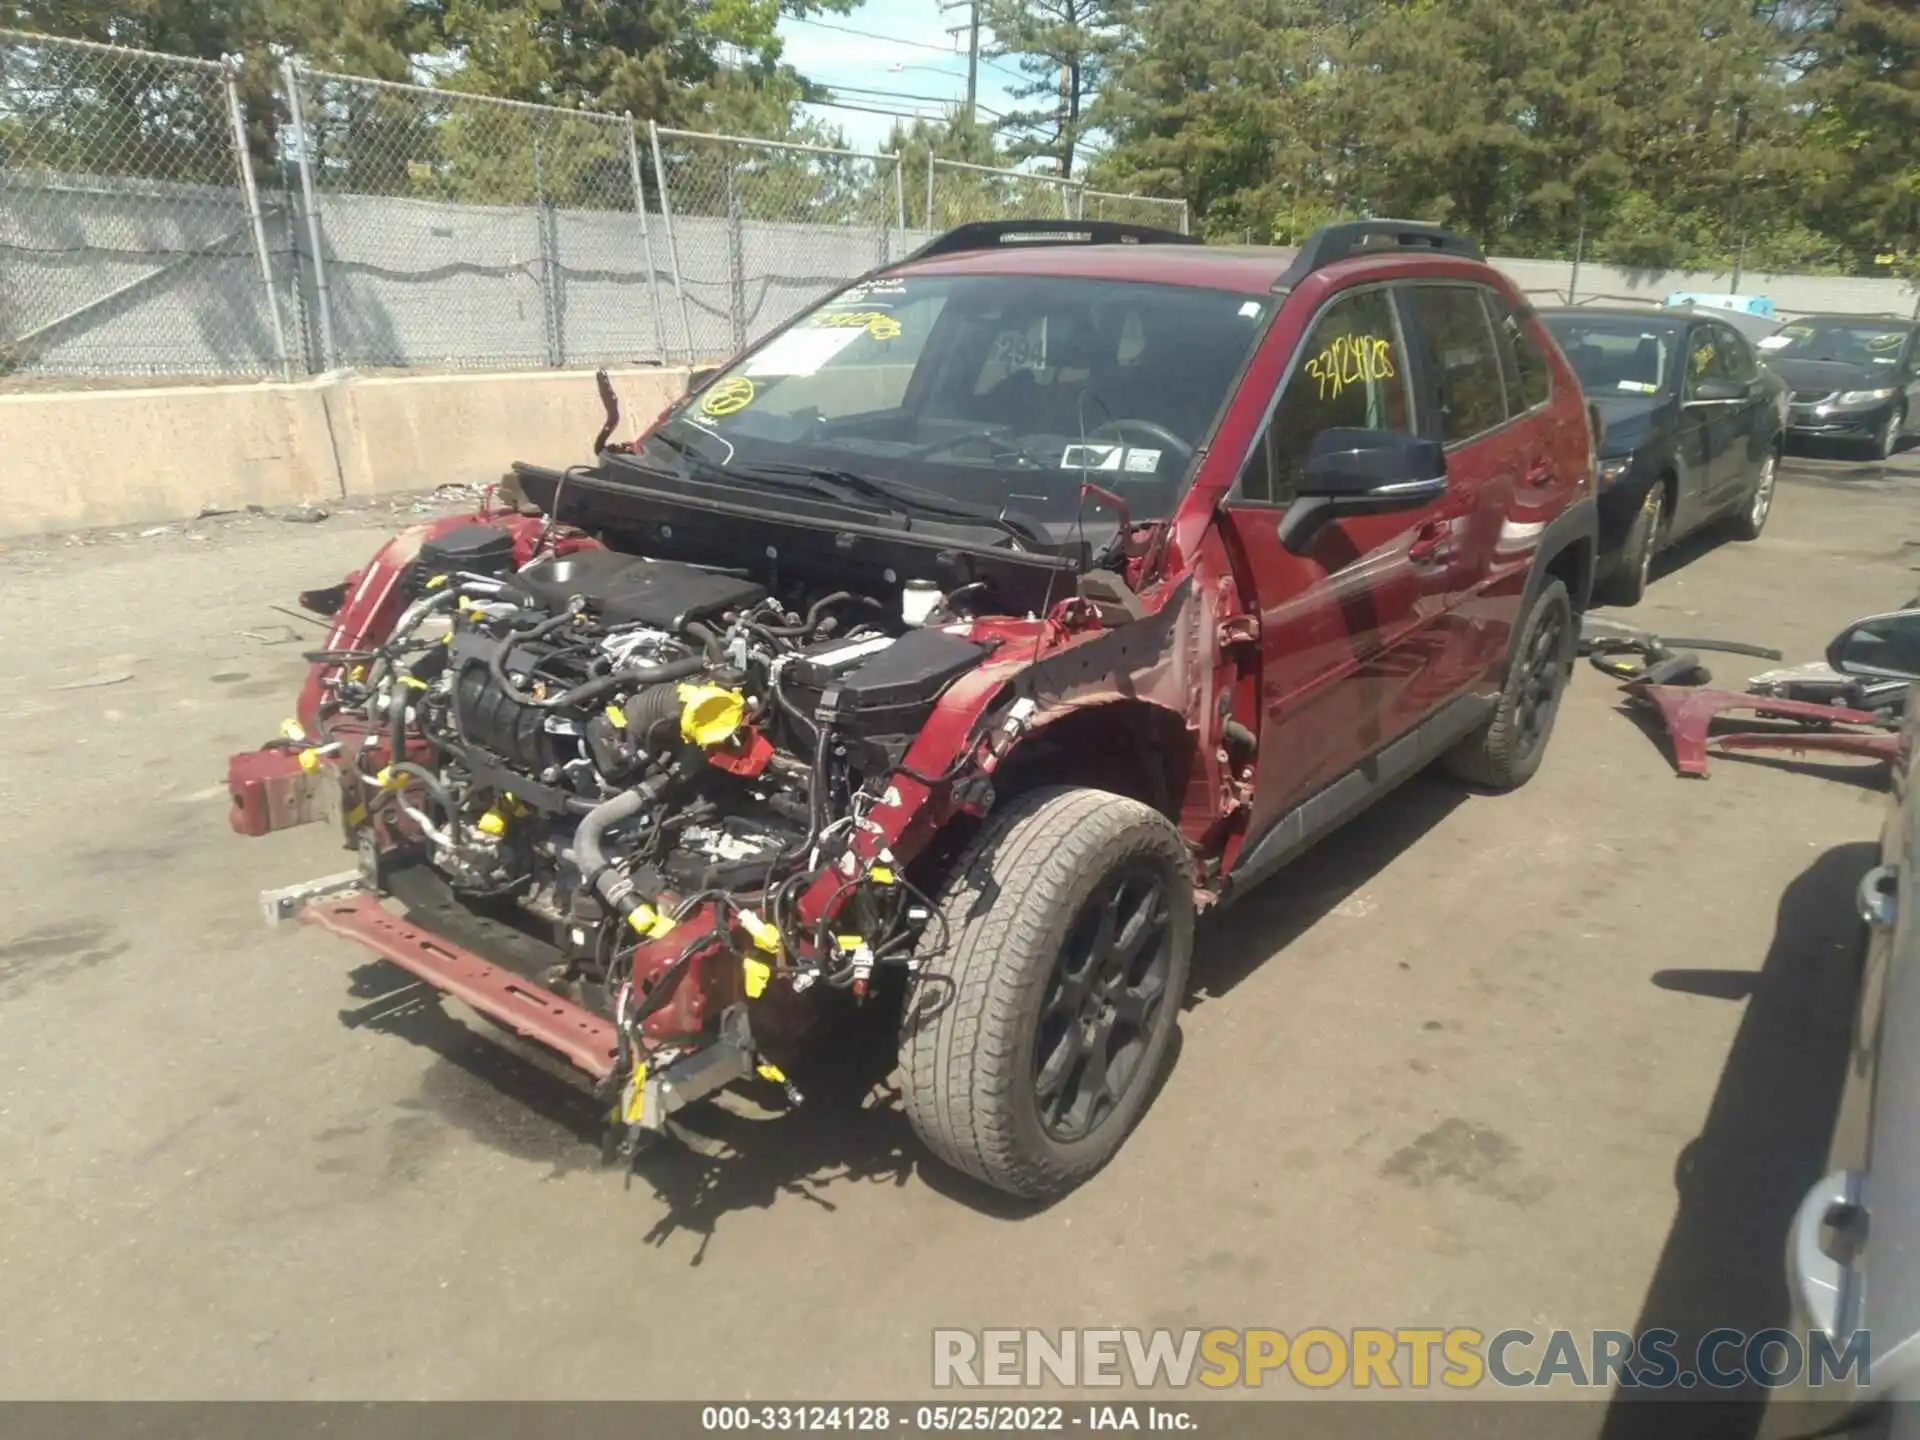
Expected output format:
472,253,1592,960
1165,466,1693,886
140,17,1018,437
1637,487,1664,593
1750,452,1776,530
1032,864,1175,1143
1513,604,1569,759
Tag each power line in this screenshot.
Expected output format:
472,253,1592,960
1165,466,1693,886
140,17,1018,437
825,82,969,105
802,97,950,120
786,16,958,55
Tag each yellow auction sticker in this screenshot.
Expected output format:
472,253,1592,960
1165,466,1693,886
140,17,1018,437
810,310,902,341
701,376,756,416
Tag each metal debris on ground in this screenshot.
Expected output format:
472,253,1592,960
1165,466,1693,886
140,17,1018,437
1590,610,1906,781
279,506,331,524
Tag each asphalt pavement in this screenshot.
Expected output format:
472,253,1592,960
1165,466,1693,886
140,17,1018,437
0,438,1916,1407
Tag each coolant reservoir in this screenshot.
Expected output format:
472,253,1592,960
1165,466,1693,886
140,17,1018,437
901,579,942,627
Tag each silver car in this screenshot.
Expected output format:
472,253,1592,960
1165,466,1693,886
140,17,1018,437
1777,608,1920,1436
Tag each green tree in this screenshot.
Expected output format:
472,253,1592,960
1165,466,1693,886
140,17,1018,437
882,113,1006,227
1090,0,1356,240
980,0,1115,178
1804,0,1920,274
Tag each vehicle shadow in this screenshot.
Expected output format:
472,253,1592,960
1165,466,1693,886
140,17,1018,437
333,780,1468,1246
1648,519,1738,589
1187,773,1467,1006
1598,840,1874,1440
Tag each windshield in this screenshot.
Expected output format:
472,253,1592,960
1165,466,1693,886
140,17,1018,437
1756,319,1910,367
657,273,1271,529
1541,316,1675,397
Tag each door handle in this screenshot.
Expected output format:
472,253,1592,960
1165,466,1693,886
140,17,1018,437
1858,864,1898,930
1408,521,1450,564
1790,1169,1865,1342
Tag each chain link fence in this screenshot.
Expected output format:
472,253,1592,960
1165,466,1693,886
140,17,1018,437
0,27,1204,385
923,156,1076,229
1080,187,1188,232
0,27,287,381
284,67,667,371
649,126,902,358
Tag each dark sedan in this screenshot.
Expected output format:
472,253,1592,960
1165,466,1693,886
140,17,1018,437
1541,308,1785,606
1758,314,1920,459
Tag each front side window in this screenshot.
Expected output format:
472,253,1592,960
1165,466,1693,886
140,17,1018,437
1405,286,1508,442
1238,287,1412,505
1686,327,1734,397
657,273,1272,527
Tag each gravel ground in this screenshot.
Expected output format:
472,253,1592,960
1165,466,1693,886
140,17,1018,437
1,441,1917,1415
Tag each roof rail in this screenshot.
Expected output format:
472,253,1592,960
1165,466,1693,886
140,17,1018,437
1273,219,1482,291
905,219,1200,263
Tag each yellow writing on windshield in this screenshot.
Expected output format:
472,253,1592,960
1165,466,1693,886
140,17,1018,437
810,310,902,341
701,376,756,417
1307,334,1396,400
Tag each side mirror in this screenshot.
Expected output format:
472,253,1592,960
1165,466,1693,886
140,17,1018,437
686,363,721,395
1690,376,1747,403
1277,429,1447,553
1827,609,1920,682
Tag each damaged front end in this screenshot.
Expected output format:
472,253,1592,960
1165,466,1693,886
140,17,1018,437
228,445,1212,1160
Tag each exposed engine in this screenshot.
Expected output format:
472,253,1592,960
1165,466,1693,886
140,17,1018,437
313,522,997,1030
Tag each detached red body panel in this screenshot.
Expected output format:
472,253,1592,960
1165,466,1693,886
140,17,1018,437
1626,682,1902,777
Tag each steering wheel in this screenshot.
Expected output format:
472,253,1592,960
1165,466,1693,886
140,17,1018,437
1086,419,1194,465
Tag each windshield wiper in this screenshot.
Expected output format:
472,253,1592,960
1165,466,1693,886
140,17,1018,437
738,461,1054,552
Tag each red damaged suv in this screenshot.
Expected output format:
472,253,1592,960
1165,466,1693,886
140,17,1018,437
233,219,1597,1200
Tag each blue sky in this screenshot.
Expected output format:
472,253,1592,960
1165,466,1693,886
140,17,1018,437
776,0,1027,151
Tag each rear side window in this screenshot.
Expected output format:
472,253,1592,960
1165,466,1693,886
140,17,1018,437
1238,287,1412,505
1405,286,1508,442
1490,297,1553,412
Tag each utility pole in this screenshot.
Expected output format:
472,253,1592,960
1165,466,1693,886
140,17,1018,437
967,0,980,120
940,0,980,122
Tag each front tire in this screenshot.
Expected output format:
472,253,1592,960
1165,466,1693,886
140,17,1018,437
1601,483,1665,607
1729,448,1777,541
1440,578,1575,792
900,787,1193,1200
1869,404,1906,461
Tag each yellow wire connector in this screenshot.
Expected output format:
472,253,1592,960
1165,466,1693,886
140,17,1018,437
756,1061,788,1084
677,683,746,746
736,907,782,953
604,703,628,730
626,903,678,940
742,956,772,999
868,864,896,886
475,808,508,837
620,1063,648,1125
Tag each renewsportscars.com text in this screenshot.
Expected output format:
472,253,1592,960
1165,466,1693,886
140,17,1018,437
932,1327,1871,1391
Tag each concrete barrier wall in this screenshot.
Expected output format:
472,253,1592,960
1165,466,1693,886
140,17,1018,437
0,364,690,538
